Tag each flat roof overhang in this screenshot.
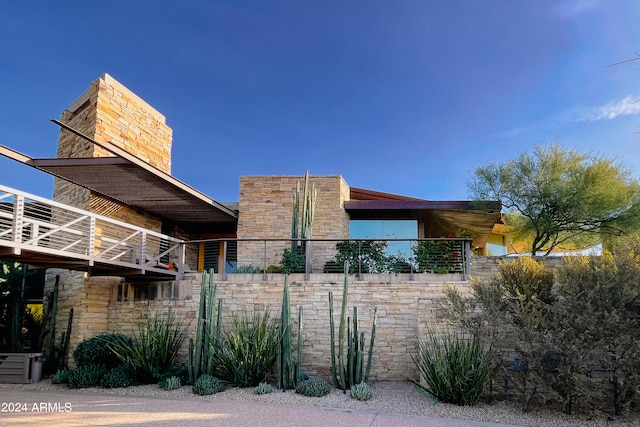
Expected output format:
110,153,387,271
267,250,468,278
344,199,502,247
0,121,237,233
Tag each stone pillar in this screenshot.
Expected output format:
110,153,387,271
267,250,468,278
45,74,174,363
236,175,351,272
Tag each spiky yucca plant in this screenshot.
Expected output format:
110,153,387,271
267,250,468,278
411,326,489,406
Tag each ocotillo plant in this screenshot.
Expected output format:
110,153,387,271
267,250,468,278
189,269,222,382
277,276,304,390
329,262,377,392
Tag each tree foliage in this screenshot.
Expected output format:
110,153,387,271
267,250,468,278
469,143,640,254
443,251,640,415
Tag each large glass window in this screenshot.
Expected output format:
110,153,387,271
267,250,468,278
350,220,417,258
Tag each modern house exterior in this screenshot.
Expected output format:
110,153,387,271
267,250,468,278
0,74,506,379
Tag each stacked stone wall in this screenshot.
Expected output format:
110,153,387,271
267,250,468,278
45,73,178,355
107,273,472,381
470,255,565,283
236,175,350,270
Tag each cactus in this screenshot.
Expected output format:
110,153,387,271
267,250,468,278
159,375,182,391
57,307,73,370
41,275,60,375
288,171,317,273
329,262,377,392
350,381,373,401
255,382,273,394
277,276,304,390
296,377,331,397
189,269,221,382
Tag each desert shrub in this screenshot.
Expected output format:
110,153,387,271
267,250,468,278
212,310,280,387
552,251,640,415
51,368,70,384
413,240,464,273
108,309,189,384
67,364,108,389
100,365,135,389
350,382,373,401
296,377,331,397
73,333,128,368
159,376,182,391
411,327,489,406
234,265,261,274
334,240,388,274
442,280,509,402
192,374,225,396
255,382,273,394
280,248,305,274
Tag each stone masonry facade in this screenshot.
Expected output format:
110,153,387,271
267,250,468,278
46,74,177,356
236,175,350,271
103,256,570,381
107,272,473,381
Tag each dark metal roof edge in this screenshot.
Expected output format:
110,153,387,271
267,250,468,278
49,119,238,219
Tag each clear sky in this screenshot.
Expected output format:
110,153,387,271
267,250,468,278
1,0,639,203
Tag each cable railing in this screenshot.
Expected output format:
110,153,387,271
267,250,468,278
195,237,472,279
0,185,470,281
0,185,185,278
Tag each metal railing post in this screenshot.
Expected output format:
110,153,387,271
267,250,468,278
140,232,147,273
305,238,311,280
464,239,471,278
178,241,185,279
88,217,96,265
11,194,24,255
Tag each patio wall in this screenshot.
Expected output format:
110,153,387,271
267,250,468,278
107,272,473,381
58,256,569,378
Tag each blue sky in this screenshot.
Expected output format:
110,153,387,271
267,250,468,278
1,0,639,203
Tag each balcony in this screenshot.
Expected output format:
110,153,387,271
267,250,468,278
196,237,472,281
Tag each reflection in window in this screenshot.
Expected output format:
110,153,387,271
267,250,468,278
350,220,417,258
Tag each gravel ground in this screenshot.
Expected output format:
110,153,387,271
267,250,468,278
1,379,638,427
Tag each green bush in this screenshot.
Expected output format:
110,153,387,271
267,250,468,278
350,381,373,401
192,375,225,396
67,364,108,389
255,382,273,394
73,333,129,368
334,240,388,274
159,376,182,391
100,365,135,389
411,327,489,406
295,377,331,397
280,248,305,274
413,240,461,273
108,309,189,384
234,265,261,274
51,368,70,384
212,310,280,387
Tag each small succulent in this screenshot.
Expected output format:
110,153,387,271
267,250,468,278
350,382,373,401
159,375,182,391
255,382,273,395
192,375,225,396
295,377,331,397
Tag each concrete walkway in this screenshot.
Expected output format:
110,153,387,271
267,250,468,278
0,388,522,427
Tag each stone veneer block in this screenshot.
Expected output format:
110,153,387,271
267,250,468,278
236,175,351,270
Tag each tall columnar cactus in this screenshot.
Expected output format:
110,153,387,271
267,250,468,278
190,269,221,382
329,262,377,392
57,307,73,370
290,170,317,248
277,276,304,390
